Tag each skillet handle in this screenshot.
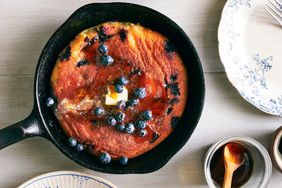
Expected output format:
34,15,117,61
0,109,44,150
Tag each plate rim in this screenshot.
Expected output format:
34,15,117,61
17,171,118,188
217,0,282,116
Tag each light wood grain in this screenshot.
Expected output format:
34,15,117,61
0,1,281,188
0,74,281,188
0,0,225,76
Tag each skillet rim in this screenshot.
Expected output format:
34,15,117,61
34,2,205,174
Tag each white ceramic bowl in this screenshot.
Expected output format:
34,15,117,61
18,171,118,188
204,136,272,188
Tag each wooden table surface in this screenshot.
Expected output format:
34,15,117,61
0,0,281,187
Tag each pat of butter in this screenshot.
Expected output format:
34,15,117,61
105,85,128,105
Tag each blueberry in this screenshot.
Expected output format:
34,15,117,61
84,36,98,46
98,44,108,54
141,110,153,120
168,83,180,96
139,129,147,137
170,74,178,82
115,112,125,123
164,40,176,53
169,98,180,105
116,124,126,132
114,84,124,93
76,59,88,67
46,97,55,107
130,68,142,76
119,29,128,41
166,107,173,115
125,123,135,134
76,143,84,151
68,137,77,147
107,116,117,126
93,36,99,43
151,132,159,143
92,120,98,125
84,37,91,45
117,76,129,85
126,99,139,107
99,153,111,164
135,120,147,129
59,45,71,61
100,55,114,66
94,107,104,116
134,88,146,99
119,156,128,165
117,100,126,109
171,116,180,129
98,26,108,41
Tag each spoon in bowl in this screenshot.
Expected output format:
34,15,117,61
223,143,247,188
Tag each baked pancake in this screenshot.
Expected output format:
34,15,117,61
50,22,187,163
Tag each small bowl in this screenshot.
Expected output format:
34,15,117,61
270,126,282,173
204,136,272,188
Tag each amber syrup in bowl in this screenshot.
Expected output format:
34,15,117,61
204,136,272,188
210,143,253,187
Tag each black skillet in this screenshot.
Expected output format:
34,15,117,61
0,3,205,174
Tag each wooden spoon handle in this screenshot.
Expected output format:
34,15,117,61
223,168,233,188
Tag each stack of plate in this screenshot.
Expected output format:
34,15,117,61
18,171,117,188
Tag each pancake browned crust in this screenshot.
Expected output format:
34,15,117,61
51,22,188,159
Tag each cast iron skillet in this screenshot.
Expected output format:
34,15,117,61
0,3,205,174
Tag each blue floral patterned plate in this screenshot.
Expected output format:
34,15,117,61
218,0,282,116
18,171,118,188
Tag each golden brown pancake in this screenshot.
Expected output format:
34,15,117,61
51,22,187,159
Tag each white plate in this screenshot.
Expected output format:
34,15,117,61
18,171,118,188
218,0,282,116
